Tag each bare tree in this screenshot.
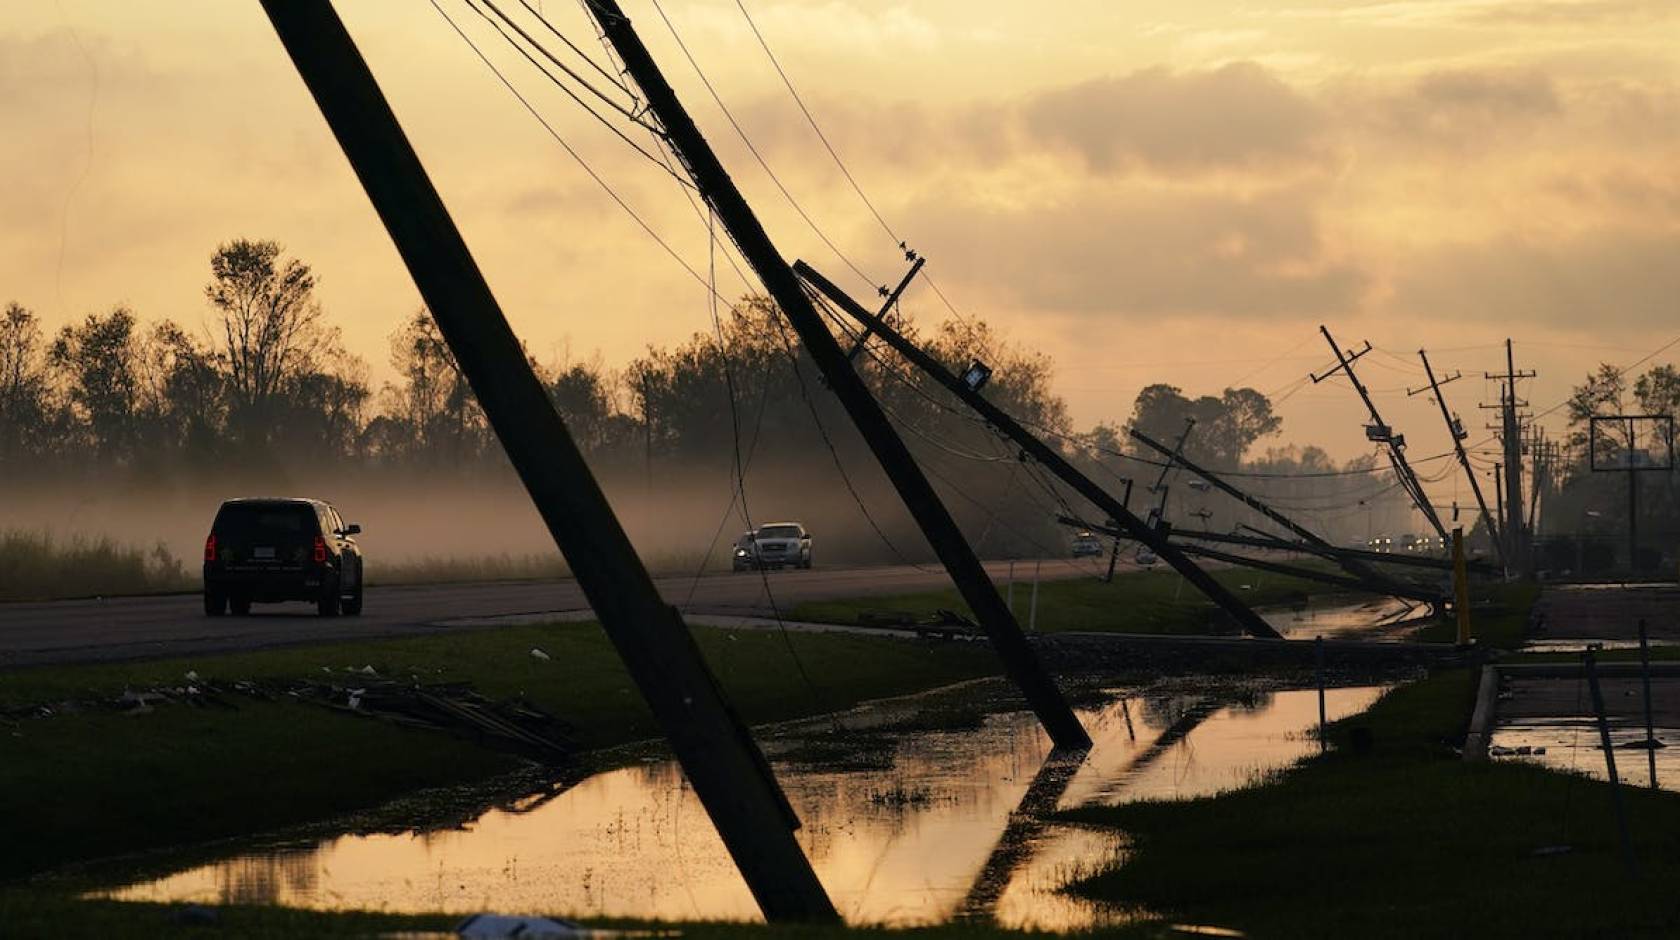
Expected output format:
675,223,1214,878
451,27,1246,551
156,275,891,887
0,302,54,463
205,239,331,446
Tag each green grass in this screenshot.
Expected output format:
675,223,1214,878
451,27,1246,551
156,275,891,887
0,623,997,881
790,566,1337,635
0,890,1162,939
1056,583,1680,939
0,529,193,601
1410,580,1540,649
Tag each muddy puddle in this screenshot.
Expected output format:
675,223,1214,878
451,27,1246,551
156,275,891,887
1259,595,1423,639
92,681,1387,929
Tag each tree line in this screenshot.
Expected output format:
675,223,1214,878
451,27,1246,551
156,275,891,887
4,238,1415,555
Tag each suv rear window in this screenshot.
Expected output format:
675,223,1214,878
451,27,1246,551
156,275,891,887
214,503,320,539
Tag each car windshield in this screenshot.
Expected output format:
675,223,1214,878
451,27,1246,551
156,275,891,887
215,503,317,540
756,525,801,540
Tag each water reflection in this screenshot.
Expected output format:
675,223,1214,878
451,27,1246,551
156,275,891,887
1262,596,1420,639
101,685,1385,929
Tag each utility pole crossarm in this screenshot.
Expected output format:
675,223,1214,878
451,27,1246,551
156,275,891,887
847,256,924,360
796,261,1282,640
582,0,1090,751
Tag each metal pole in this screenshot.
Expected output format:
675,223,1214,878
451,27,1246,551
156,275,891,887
1006,559,1016,613
798,262,1280,639
1639,619,1659,789
256,1,836,920
1315,635,1327,752
1584,648,1637,874
1453,527,1471,645
1028,558,1043,632
583,0,1091,750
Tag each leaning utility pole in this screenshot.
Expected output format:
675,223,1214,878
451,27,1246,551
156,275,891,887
796,262,1281,639
1482,339,1535,577
257,0,836,921
1411,350,1504,567
1147,418,1196,527
1314,326,1447,541
582,0,1089,749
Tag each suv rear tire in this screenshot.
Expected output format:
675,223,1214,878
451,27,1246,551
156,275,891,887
204,591,227,616
317,590,340,617
342,586,363,617
230,596,252,616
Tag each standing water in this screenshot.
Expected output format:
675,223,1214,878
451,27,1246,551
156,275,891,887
98,684,1386,929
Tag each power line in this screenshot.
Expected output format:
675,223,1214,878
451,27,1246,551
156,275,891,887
644,0,881,291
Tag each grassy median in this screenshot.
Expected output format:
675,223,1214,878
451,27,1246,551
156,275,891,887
1053,582,1680,938
0,622,997,882
790,564,1339,635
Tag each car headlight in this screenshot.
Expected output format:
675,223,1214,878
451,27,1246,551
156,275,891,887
734,548,749,557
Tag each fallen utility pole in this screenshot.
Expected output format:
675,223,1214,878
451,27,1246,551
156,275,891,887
583,0,1089,750
1164,526,1496,577
258,0,836,922
1059,515,1393,596
1314,326,1448,541
1128,429,1408,593
1411,350,1505,568
797,262,1280,639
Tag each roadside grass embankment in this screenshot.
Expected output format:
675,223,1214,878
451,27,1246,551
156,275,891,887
0,529,193,601
1058,581,1680,939
0,622,997,883
791,564,1339,635
0,892,1148,940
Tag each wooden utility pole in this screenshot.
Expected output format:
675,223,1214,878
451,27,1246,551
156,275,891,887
1314,326,1448,541
582,0,1090,749
256,1,836,921
847,256,924,360
797,262,1281,639
1482,339,1535,577
1412,350,1504,567
1103,478,1134,583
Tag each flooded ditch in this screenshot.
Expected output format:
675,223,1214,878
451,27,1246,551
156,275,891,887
91,678,1390,929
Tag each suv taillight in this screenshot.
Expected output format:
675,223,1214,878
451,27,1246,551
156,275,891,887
204,535,217,562
313,535,328,564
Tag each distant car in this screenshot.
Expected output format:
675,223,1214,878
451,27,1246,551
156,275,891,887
203,497,364,617
1135,547,1159,566
1070,531,1103,557
733,522,812,571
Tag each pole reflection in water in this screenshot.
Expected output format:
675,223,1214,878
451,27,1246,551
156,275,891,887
99,685,1385,929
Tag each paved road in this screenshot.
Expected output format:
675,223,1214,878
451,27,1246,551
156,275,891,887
0,559,1106,667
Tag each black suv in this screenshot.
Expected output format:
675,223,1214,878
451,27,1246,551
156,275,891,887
203,498,364,617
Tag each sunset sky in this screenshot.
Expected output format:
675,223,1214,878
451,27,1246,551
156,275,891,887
4,0,1677,496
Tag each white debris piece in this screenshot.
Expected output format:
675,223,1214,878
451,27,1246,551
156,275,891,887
529,648,552,661
184,670,200,682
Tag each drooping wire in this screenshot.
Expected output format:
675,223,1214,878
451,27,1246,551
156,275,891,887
645,0,882,292
455,0,687,180
732,0,899,247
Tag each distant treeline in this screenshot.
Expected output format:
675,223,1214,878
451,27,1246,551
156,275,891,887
0,238,1426,554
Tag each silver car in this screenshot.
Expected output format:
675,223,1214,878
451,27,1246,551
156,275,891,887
1070,531,1103,557
733,522,813,571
